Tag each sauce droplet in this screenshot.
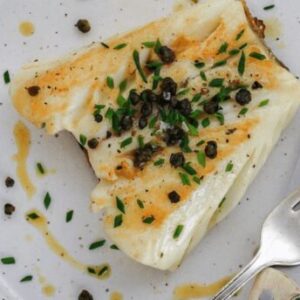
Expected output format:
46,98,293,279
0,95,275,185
173,275,233,300
26,210,111,280
13,121,36,198
42,284,55,297
19,21,35,37
110,292,123,300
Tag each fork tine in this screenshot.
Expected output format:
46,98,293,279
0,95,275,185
274,188,300,212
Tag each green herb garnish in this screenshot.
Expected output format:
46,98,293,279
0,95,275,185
154,158,165,166
101,42,109,48
120,137,132,148
193,176,201,184
110,244,119,250
239,107,248,116
194,61,205,69
201,118,210,128
149,116,157,129
137,135,144,148
89,240,106,250
209,78,224,88
27,212,39,220
142,215,155,224
217,42,228,54
44,192,51,210
79,134,87,146
117,95,127,107
177,88,190,97
133,50,147,83
258,99,269,107
249,52,266,60
200,71,207,81
3,70,10,84
20,275,33,282
142,41,156,48
179,172,191,185
1,257,15,265
212,59,227,68
99,266,109,276
215,112,225,125
116,196,125,214
114,214,123,227
106,76,114,89
263,4,275,10
173,225,184,239
66,210,74,223
219,197,227,208
114,43,127,50
36,162,45,175
119,79,127,92
197,151,206,168
238,51,246,76
192,93,202,103
182,163,197,176
229,49,240,56
186,122,198,136
236,29,245,41
239,43,248,50
137,199,144,209
226,161,234,172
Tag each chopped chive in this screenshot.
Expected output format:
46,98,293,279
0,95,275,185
142,215,155,224
229,49,240,56
239,107,248,116
215,112,225,125
209,78,224,88
193,176,201,184
114,214,123,228
212,60,227,68
154,158,165,166
173,225,184,239
133,50,147,83
110,244,119,250
217,42,228,54
99,266,109,276
27,212,39,220
105,107,114,119
194,61,205,69
154,39,162,53
238,51,246,76
249,52,266,60
182,163,197,176
113,43,127,50
137,135,144,148
94,104,105,111
186,122,198,136
106,76,114,89
120,137,132,148
89,240,106,250
200,71,207,81
142,41,156,48
236,29,245,41
258,99,269,107
119,79,127,92
149,116,157,129
3,70,10,84
152,66,162,89
226,161,234,172
201,118,210,128
177,88,190,97
20,275,33,282
197,151,206,168
218,197,227,208
117,94,127,107
196,140,205,147
264,4,275,10
192,93,202,103
79,134,87,146
239,43,248,50
1,257,15,265
179,172,191,186
87,267,96,274
43,192,51,210
190,109,202,119
116,196,125,214
137,199,144,209
36,162,45,175
101,42,109,48
66,210,74,223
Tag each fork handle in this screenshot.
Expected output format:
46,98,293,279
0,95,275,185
212,251,269,300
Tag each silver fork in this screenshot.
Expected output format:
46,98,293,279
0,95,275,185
212,188,300,300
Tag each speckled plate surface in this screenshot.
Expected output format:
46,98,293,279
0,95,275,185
1,0,300,299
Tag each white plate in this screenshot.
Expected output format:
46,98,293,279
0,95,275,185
1,0,300,299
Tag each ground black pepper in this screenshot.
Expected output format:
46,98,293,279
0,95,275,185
75,19,91,33
27,86,40,96
5,177,15,188
4,203,15,216
78,289,93,300
168,191,181,203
